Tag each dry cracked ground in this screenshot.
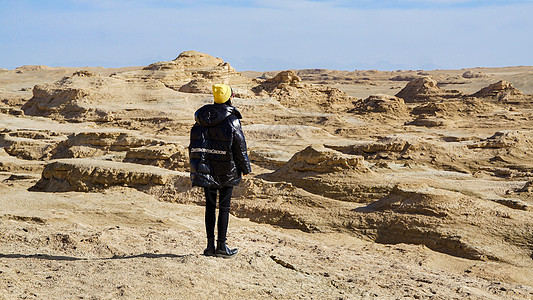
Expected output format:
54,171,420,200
0,51,532,299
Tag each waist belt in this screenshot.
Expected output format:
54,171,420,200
191,148,227,155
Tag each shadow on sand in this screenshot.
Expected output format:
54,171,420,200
0,253,192,261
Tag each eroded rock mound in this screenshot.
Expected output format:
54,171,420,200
328,135,422,158
407,99,498,128
0,106,24,116
411,99,495,117
249,149,292,169
0,129,66,160
351,94,408,116
468,130,533,149
231,177,342,232
0,127,191,173
72,70,97,77
30,159,191,195
472,80,522,99
395,77,464,103
178,78,212,94
252,70,357,112
326,134,476,174
115,51,252,91
1,94,28,109
407,116,450,127
471,80,532,106
465,130,533,176
462,70,489,79
243,124,334,142
518,180,533,193
265,70,302,85
51,131,158,159
253,70,305,94
20,71,183,123
352,184,533,264
0,148,45,172
15,65,52,72
124,144,189,171
389,75,420,81
144,50,224,71
22,73,117,120
281,145,368,173
264,146,383,202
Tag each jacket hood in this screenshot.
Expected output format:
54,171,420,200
195,104,242,127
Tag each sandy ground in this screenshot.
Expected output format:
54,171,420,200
1,180,532,299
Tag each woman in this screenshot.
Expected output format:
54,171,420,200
189,84,251,258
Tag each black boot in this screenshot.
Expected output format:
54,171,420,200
203,237,215,256
215,240,238,258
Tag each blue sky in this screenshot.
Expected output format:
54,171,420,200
1,0,532,71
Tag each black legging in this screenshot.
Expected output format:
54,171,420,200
204,187,233,242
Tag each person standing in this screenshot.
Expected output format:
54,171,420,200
189,84,252,258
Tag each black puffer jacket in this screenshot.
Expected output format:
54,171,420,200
189,103,251,188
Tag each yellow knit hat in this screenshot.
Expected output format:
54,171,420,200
212,84,232,104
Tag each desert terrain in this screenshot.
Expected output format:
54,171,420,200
0,51,532,299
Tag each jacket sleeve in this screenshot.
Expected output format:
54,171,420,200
231,118,252,175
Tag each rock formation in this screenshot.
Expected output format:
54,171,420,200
462,70,489,79
144,51,224,71
264,146,386,202
472,80,522,99
326,135,423,158
114,51,253,91
265,70,302,85
389,74,420,81
252,70,357,112
177,78,212,94
51,131,158,159
0,148,45,173
0,129,65,160
325,134,491,175
351,184,533,264
406,116,450,127
15,65,52,72
468,130,533,149
279,145,369,173
0,107,24,116
248,149,292,169
350,94,408,116
71,70,97,77
22,72,145,121
471,80,533,106
252,70,305,94
30,158,191,195
395,77,464,103
20,70,196,131
410,99,495,117
124,143,189,171
464,130,533,176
